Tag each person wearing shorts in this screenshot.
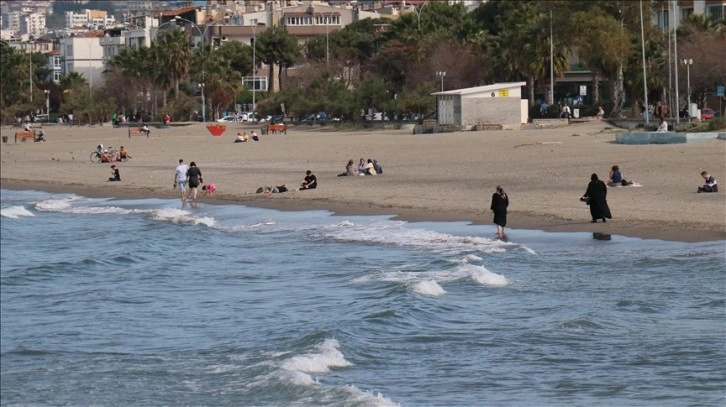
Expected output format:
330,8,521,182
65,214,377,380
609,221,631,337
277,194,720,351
173,159,189,202
186,161,203,201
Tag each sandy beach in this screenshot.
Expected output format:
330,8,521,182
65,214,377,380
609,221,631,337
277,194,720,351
1,121,724,242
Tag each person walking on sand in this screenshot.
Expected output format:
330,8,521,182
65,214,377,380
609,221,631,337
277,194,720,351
490,185,509,237
173,159,189,202
582,173,612,223
186,161,203,201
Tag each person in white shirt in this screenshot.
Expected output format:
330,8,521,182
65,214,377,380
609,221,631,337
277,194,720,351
173,159,189,202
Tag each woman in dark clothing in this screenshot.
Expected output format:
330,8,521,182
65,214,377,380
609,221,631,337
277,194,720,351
582,173,612,223
490,185,509,237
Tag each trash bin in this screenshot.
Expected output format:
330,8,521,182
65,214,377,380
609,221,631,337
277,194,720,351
573,109,580,119
2,136,7,143
261,126,268,135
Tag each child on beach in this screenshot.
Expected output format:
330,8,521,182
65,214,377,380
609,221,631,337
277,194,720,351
202,182,216,196
697,171,718,193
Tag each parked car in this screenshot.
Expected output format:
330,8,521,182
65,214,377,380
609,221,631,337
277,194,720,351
217,115,237,122
33,113,49,122
700,108,715,120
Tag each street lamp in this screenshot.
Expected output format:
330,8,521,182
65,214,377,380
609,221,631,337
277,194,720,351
251,19,259,112
413,3,427,31
321,12,334,70
174,16,206,122
29,40,34,102
435,71,446,92
681,58,693,120
44,90,50,122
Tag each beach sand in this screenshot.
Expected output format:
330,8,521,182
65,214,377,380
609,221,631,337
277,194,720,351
1,121,724,242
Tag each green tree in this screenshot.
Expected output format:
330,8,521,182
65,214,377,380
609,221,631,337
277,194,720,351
256,25,301,92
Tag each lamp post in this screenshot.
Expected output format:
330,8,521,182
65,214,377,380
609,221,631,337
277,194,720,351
322,12,334,70
435,70,446,92
251,19,258,112
44,90,50,122
86,39,93,97
29,40,34,102
413,3,426,31
681,58,692,120
174,16,206,122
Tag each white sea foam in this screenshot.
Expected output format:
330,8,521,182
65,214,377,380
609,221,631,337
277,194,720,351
281,338,352,375
321,220,511,254
467,264,509,286
343,384,400,407
1,205,35,218
412,280,446,296
149,208,216,227
34,196,80,211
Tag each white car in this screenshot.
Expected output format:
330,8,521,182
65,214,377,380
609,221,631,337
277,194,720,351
217,115,237,122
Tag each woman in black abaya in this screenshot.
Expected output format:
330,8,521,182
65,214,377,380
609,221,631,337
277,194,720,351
582,173,612,223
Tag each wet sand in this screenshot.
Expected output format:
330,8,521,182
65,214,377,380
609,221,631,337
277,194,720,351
1,121,724,242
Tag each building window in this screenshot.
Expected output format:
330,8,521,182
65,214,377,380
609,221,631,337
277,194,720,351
707,5,723,21
53,71,61,82
315,15,339,25
53,56,61,68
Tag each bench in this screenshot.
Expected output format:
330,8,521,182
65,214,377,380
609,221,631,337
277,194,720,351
267,123,287,134
15,131,35,142
128,127,150,138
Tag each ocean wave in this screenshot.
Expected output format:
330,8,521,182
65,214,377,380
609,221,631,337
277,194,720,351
412,280,446,296
317,220,513,255
1,205,35,218
148,208,216,227
281,338,352,375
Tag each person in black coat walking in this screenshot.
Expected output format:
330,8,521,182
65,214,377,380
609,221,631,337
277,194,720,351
490,185,509,237
582,173,612,223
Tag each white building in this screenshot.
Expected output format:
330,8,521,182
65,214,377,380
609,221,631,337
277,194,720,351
653,0,726,31
65,9,116,29
20,12,45,37
59,32,105,90
433,82,528,130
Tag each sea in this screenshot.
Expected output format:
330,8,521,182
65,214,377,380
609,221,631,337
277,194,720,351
1,188,724,407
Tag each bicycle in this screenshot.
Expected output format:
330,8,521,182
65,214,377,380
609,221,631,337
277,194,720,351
90,146,118,163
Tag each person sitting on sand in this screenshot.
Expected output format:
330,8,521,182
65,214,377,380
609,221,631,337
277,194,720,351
100,149,113,163
697,171,718,193
235,132,250,143
338,159,358,176
363,159,377,175
373,159,383,175
202,182,216,196
357,158,366,174
108,165,120,181
119,146,131,161
608,165,633,187
300,170,317,190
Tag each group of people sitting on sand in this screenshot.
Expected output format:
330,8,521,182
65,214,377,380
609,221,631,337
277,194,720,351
338,158,383,176
235,131,259,143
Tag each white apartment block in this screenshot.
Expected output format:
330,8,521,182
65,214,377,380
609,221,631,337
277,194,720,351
653,0,725,31
59,32,105,90
65,9,116,29
3,11,20,33
20,12,46,37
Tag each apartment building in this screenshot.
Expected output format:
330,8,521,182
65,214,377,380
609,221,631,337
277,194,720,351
65,9,116,29
59,31,105,90
654,0,725,31
20,12,46,37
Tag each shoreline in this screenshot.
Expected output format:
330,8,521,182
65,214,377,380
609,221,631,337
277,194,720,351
2,121,724,243
3,179,724,243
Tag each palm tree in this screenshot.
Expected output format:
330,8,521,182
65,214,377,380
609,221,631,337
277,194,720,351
157,29,192,99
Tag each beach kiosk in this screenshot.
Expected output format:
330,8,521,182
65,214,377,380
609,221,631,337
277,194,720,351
433,82,528,130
